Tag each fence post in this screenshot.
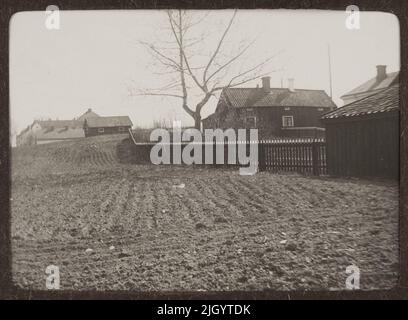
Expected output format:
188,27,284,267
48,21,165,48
312,139,319,175
258,141,265,171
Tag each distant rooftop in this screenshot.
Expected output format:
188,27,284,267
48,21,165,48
35,127,85,141
34,119,83,129
77,108,100,121
322,84,399,120
341,65,399,98
216,77,336,110
85,116,133,128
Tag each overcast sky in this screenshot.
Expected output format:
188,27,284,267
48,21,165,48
10,9,400,143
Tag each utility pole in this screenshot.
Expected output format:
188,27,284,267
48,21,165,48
327,43,333,99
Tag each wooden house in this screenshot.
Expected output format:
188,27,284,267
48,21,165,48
16,119,84,146
202,77,336,139
83,116,133,137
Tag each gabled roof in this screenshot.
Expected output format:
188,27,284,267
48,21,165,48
77,108,100,121
341,71,399,98
85,116,133,128
34,120,83,129
35,127,85,140
219,87,337,109
322,85,399,120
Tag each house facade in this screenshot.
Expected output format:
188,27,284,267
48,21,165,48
16,109,100,146
340,65,399,105
83,116,133,137
322,84,399,179
16,108,131,146
202,77,336,139
16,119,85,146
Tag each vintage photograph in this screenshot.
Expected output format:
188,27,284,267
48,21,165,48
10,9,400,291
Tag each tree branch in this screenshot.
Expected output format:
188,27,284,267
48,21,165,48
202,10,237,83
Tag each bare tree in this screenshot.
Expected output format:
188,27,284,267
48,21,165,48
134,10,280,129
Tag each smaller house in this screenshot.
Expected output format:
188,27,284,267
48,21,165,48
322,84,399,179
15,108,130,146
83,116,133,137
340,65,399,105
16,119,84,146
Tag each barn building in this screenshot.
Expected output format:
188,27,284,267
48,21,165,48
340,65,399,105
83,116,133,137
202,77,337,139
322,84,399,179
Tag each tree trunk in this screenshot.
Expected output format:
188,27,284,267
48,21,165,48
194,112,201,130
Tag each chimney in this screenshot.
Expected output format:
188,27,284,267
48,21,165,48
288,78,295,92
261,76,271,92
376,65,387,82
87,108,92,113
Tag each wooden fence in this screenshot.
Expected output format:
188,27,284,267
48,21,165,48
126,130,327,175
259,138,327,175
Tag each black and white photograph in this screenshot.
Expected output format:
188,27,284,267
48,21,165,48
9,7,401,293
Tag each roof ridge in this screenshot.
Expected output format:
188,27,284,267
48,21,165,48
322,84,399,119
224,87,328,92
341,71,400,98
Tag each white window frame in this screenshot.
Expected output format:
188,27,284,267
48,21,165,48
98,127,105,133
282,115,294,127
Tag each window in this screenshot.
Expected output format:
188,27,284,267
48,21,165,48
118,127,125,132
318,108,324,112
98,128,105,133
284,107,291,111
246,116,256,128
282,116,294,127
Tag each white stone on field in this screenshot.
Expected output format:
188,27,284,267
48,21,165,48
279,240,287,244
173,183,185,189
85,248,93,253
109,245,115,250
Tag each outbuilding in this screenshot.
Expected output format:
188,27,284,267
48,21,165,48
83,116,133,137
321,85,399,179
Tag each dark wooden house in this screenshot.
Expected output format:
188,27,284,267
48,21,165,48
202,77,337,139
83,116,133,137
322,84,399,179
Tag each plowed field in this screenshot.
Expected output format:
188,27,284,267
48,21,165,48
11,135,399,291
